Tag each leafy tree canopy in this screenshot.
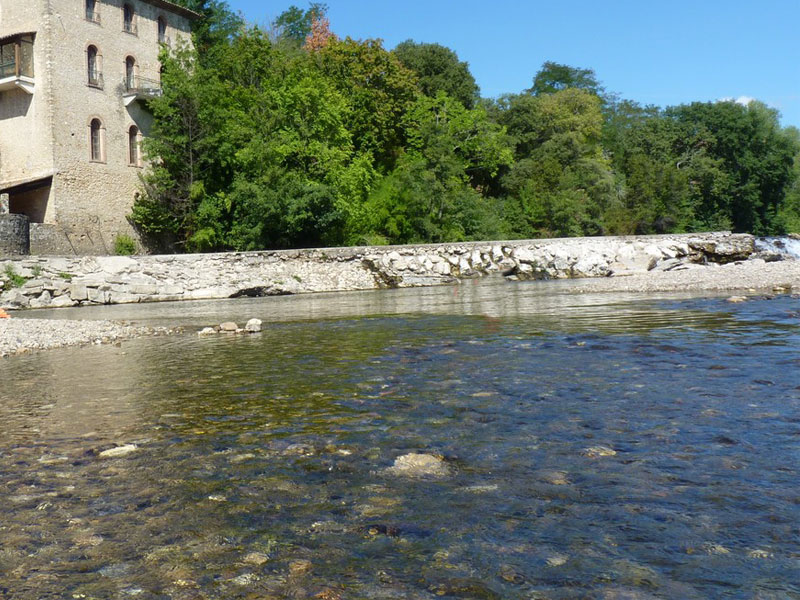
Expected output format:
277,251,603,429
273,3,328,46
528,61,604,97
393,40,479,108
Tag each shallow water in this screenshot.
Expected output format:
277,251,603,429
2,280,799,599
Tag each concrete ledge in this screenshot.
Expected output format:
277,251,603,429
0,232,765,310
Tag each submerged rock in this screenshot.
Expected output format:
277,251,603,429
243,552,270,566
385,453,450,478
98,444,138,458
582,446,617,458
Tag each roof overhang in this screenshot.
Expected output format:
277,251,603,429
0,172,54,195
0,31,36,44
139,0,201,20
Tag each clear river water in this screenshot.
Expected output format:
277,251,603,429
1,278,799,599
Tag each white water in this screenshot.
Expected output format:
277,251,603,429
755,236,800,259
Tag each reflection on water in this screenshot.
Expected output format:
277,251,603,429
2,281,799,599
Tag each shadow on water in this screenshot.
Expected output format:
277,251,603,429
1,279,799,599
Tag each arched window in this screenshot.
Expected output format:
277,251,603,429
157,17,167,44
125,56,136,91
123,4,136,34
128,126,140,166
85,0,100,23
90,118,104,162
87,45,102,87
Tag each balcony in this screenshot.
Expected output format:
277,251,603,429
0,34,35,95
123,76,161,106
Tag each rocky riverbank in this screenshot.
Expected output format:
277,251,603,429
0,232,785,311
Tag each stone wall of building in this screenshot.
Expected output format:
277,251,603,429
0,232,760,309
1,0,193,249
0,0,56,216
46,0,192,239
29,223,114,256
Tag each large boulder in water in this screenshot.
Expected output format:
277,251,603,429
385,453,450,478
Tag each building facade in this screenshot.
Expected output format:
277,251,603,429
0,0,195,254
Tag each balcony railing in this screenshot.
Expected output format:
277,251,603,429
88,71,104,89
123,76,161,106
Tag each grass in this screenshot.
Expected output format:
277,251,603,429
2,264,28,288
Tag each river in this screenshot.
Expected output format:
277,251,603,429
1,278,798,599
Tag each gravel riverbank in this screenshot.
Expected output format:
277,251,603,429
557,257,800,294
0,319,179,358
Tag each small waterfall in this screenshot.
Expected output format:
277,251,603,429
755,236,800,260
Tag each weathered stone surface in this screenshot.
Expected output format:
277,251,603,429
0,213,30,256
219,322,239,332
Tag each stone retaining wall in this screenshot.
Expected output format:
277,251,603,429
0,232,758,310
0,213,31,257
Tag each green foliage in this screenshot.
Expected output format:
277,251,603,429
496,88,614,237
114,234,137,256
315,37,420,171
2,265,28,288
528,61,604,97
394,40,479,108
132,13,800,252
273,3,328,46
361,93,511,244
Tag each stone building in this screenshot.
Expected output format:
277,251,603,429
0,0,196,254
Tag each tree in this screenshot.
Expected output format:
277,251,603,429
303,15,336,51
393,40,479,108
314,37,420,171
131,43,245,247
273,3,328,46
363,93,512,243
495,89,614,237
170,0,244,68
528,61,603,97
667,100,798,234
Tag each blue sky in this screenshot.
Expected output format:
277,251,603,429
227,0,800,128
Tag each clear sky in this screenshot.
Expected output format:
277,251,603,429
227,0,800,128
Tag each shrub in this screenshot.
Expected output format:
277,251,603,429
114,234,137,256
